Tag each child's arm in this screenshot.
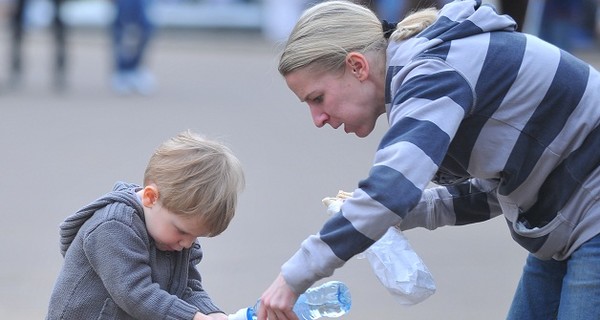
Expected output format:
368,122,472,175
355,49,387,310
207,312,228,320
84,219,201,319
194,312,210,320
193,312,227,320
182,242,225,315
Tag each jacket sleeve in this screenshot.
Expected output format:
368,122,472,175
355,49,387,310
83,215,199,319
282,58,476,294
182,243,223,315
400,178,502,230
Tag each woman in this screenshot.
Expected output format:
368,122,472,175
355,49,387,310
258,0,600,319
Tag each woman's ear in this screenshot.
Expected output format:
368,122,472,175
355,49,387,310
346,52,369,81
141,184,159,207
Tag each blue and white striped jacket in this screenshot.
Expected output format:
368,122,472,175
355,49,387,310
282,0,600,294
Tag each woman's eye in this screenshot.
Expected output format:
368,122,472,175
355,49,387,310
312,95,323,103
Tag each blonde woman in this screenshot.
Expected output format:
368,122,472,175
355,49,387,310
258,1,600,319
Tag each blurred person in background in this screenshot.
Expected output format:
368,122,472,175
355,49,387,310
367,0,450,23
111,0,156,95
500,0,529,32
262,0,308,42
537,0,598,52
7,0,67,91
597,0,600,37
369,0,528,32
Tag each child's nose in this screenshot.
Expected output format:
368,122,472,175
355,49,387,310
180,238,194,249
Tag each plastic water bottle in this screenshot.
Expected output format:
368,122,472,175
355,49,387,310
228,281,351,320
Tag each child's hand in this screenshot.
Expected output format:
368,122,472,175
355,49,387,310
193,312,209,320
208,312,228,320
193,312,228,320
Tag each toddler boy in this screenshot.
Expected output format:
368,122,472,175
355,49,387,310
46,130,245,320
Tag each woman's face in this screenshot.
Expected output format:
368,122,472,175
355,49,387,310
284,60,385,138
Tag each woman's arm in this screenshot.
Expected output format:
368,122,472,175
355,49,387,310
400,178,502,231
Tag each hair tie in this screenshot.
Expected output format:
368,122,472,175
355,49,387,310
381,20,397,39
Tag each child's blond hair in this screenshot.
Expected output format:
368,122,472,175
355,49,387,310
144,130,245,236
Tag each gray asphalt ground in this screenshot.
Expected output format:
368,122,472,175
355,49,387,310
1,27,599,319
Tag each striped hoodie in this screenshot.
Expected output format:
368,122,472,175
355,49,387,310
282,0,600,294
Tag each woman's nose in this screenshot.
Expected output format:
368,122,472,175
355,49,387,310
310,105,328,128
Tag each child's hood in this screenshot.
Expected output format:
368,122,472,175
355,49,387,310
387,0,517,67
58,181,143,256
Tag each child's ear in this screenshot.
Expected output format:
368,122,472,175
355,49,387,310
141,185,159,207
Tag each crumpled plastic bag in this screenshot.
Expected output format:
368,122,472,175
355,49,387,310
323,192,436,305
364,226,436,305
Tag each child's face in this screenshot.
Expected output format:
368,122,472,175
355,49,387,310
140,186,210,252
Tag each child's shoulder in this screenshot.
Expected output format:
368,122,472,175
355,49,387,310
82,185,145,231
59,184,147,255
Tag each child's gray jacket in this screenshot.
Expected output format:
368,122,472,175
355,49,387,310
46,182,222,320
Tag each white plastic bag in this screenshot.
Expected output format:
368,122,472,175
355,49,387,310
323,193,436,305
364,226,436,305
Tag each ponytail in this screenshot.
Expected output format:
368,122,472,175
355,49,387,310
390,8,439,41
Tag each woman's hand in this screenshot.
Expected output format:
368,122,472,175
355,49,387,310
257,273,299,320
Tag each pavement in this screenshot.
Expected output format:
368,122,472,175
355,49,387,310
0,27,599,319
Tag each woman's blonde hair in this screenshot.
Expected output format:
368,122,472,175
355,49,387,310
278,0,439,76
390,7,438,41
144,130,245,237
279,0,386,75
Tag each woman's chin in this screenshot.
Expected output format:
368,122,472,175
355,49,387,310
353,128,372,138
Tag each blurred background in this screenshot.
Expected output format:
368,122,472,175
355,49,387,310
0,0,598,319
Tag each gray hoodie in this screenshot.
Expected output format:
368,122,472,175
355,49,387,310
46,182,222,320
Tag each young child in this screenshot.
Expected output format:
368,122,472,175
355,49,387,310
46,130,245,320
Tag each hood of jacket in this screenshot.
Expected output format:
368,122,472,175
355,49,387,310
58,181,143,256
387,0,517,67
